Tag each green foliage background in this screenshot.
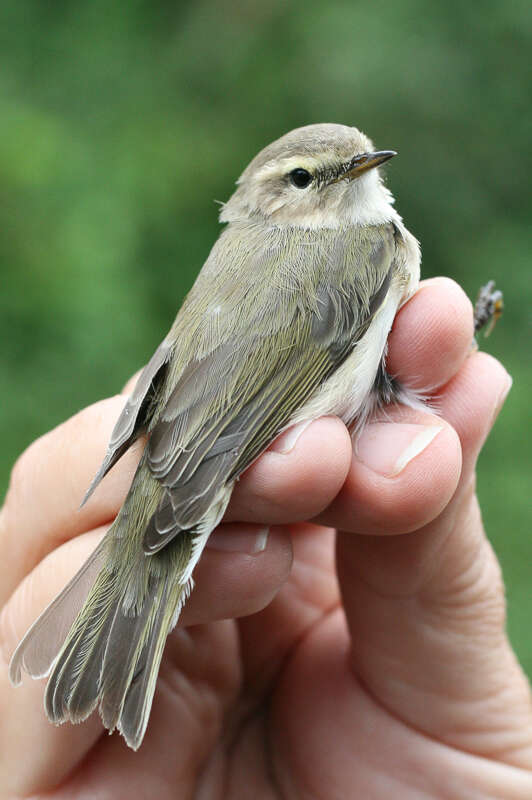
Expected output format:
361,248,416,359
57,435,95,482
1,1,531,673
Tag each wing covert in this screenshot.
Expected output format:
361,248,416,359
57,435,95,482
143,249,395,553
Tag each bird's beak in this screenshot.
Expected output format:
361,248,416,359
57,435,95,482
338,150,397,181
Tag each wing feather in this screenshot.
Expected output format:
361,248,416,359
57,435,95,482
82,339,172,505
143,257,394,553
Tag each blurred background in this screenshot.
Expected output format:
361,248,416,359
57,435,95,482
1,0,531,674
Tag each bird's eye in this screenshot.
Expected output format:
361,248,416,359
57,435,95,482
289,168,312,188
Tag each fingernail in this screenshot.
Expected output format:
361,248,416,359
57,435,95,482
207,524,269,555
271,420,313,454
356,423,443,477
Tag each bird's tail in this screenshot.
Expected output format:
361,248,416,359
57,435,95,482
9,514,195,750
51,560,187,749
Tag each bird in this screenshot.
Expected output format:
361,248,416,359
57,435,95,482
9,123,421,750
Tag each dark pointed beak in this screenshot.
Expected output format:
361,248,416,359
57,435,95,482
340,150,397,181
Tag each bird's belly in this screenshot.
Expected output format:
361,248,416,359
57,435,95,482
289,282,404,429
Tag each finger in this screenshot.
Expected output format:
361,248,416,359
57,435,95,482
236,523,339,692
336,355,532,766
435,350,512,476
393,351,513,603
0,396,142,606
331,353,511,591
387,277,474,391
226,416,352,523
314,410,462,534
0,364,147,608
184,523,293,624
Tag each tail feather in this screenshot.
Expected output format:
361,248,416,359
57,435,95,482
55,583,121,722
99,584,157,732
9,537,107,685
46,625,92,722
39,566,187,749
118,579,190,749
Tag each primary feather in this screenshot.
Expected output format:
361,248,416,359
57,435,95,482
9,123,420,749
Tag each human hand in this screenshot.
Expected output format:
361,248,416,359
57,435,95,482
1,278,531,799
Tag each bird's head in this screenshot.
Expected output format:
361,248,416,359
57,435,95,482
220,123,397,229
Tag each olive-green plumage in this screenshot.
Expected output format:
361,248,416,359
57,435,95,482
9,123,420,749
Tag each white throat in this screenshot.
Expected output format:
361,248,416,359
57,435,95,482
342,170,399,227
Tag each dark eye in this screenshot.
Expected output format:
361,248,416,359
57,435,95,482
289,168,312,188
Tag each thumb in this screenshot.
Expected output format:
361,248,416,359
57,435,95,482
336,352,532,768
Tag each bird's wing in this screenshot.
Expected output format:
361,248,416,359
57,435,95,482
143,224,398,553
81,338,172,506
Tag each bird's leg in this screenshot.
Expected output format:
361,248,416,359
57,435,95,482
349,359,429,444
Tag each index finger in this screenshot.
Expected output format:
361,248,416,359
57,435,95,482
0,369,151,606
0,397,144,607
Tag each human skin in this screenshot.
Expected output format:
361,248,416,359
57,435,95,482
0,277,531,799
